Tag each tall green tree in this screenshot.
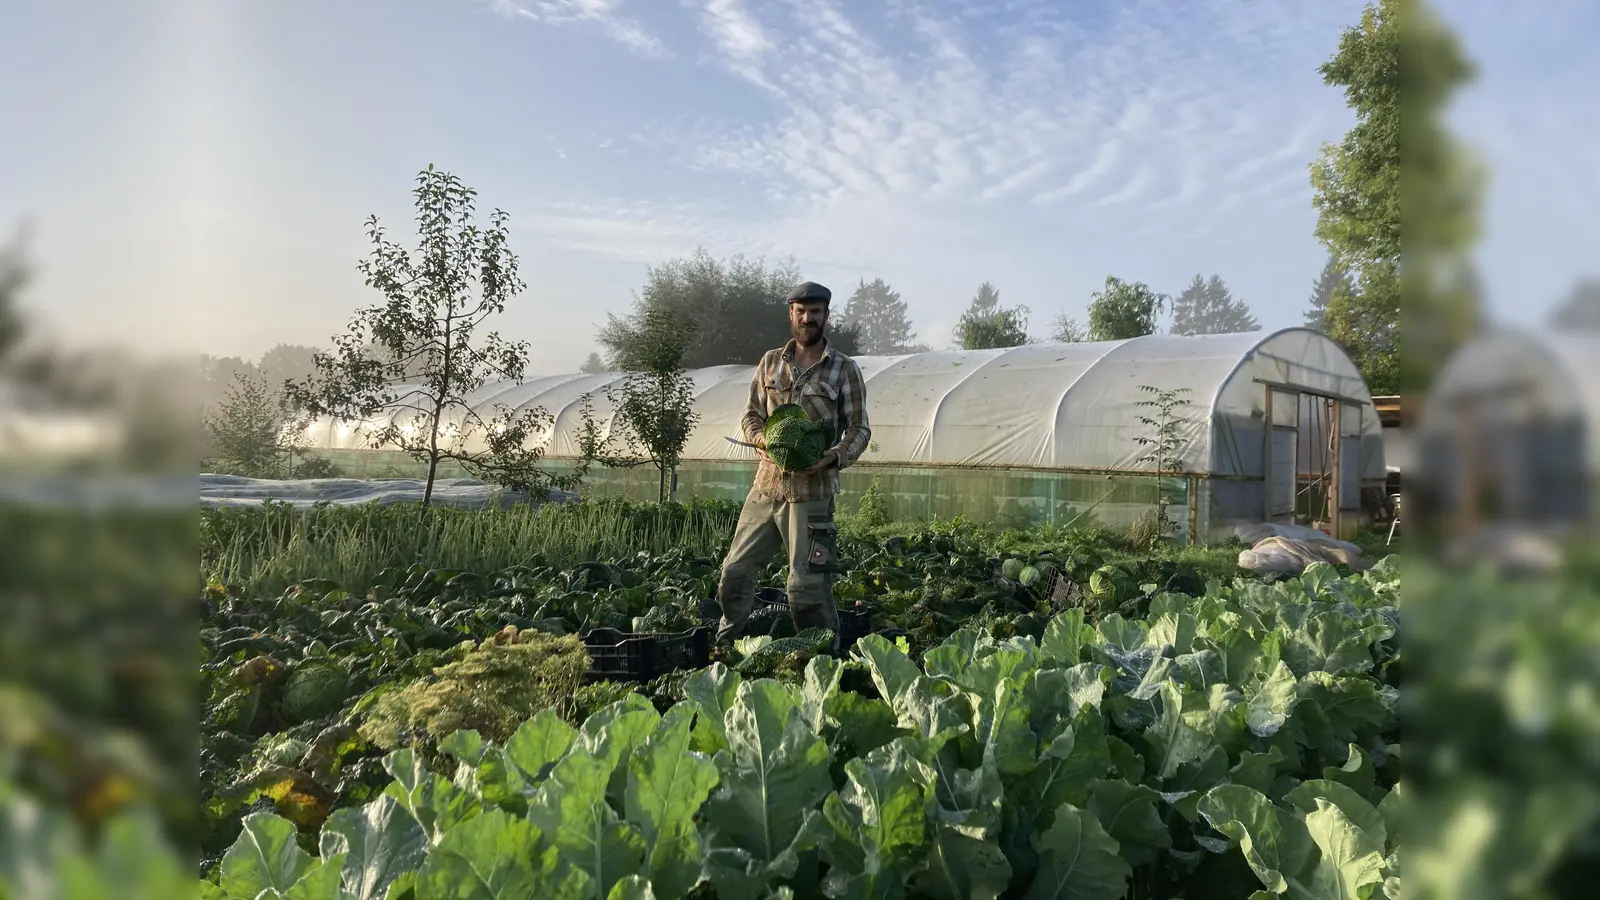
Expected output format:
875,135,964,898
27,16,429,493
954,282,1030,349
1310,0,1481,395
835,277,922,354
578,351,608,374
287,165,586,507
1087,276,1166,341
1304,254,1353,333
599,248,861,368
1170,274,1261,336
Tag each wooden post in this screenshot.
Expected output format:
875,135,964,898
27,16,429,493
1329,400,1342,540
1188,475,1199,545
1263,389,1274,521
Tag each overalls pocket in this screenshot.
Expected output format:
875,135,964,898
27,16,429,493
804,514,839,574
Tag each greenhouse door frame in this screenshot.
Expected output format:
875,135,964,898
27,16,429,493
1259,380,1367,539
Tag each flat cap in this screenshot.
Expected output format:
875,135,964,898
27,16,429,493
785,281,832,303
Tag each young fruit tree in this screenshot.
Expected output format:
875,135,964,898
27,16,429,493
1132,385,1193,543
583,305,700,502
286,165,585,507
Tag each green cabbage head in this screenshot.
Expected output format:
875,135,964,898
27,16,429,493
764,404,830,471
280,661,350,723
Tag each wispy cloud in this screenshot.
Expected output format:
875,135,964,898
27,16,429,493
495,0,1435,343
694,0,776,89
485,0,670,59
514,1,1364,249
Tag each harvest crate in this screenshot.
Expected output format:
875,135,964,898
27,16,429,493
582,625,712,682
700,588,874,647
752,587,873,648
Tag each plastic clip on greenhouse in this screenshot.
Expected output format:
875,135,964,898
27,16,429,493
295,327,1388,543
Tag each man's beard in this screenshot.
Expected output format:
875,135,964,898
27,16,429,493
792,321,824,347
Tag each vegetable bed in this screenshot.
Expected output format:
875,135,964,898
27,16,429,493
199,515,1400,899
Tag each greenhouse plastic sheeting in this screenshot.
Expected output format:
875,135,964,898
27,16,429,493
1420,328,1600,525
295,328,1386,486
1427,328,1600,468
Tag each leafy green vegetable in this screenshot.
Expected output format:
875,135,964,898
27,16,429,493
195,515,1401,898
764,405,830,471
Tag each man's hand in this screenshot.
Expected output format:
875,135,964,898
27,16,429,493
753,439,774,464
800,449,838,475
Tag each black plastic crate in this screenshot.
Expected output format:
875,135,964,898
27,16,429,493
701,588,874,647
753,587,872,648
582,625,712,682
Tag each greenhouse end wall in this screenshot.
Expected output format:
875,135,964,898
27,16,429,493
307,449,1212,541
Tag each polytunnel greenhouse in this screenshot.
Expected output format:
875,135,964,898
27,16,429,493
1416,327,1600,529
297,327,1388,543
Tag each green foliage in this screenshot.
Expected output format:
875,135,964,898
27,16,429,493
203,370,335,480
195,499,1398,864
599,246,864,368
1131,386,1194,545
954,282,1031,350
590,304,702,502
284,165,589,508
1086,276,1166,341
854,478,891,528
0,782,192,900
1310,0,1482,394
197,560,1404,898
1170,274,1260,336
201,497,746,599
203,370,294,477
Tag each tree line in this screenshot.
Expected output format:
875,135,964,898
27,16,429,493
582,248,1363,368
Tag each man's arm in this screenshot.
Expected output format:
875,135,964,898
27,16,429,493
829,359,871,468
741,352,770,445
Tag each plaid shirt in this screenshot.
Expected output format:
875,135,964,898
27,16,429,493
741,338,871,502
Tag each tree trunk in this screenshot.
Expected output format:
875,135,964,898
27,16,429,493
423,450,440,509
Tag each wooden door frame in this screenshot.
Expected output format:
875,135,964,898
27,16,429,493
1261,383,1357,536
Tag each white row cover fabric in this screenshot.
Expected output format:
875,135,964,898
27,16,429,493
296,328,1386,482
198,474,580,509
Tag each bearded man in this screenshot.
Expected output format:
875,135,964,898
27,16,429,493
712,280,872,649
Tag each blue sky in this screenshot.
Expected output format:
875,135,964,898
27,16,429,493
2,0,1597,373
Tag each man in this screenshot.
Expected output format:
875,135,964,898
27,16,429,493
714,280,872,649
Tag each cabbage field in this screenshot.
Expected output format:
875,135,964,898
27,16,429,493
194,498,1402,899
